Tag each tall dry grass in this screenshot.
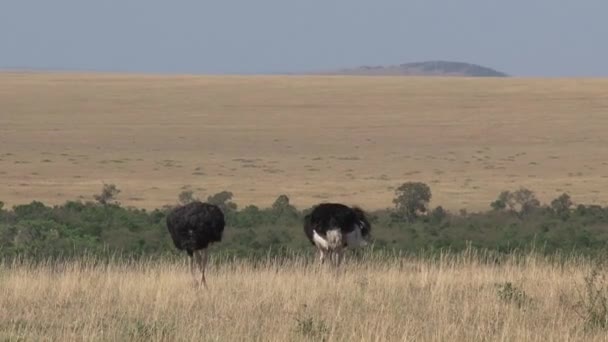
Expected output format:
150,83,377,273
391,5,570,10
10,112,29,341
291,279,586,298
1,251,607,341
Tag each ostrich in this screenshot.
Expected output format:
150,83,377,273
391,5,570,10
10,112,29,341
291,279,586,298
166,201,225,288
303,203,371,266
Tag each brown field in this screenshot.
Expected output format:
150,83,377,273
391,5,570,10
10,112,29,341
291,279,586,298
1,72,608,211
1,253,607,341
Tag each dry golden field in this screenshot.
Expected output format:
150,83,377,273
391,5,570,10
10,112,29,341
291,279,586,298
1,72,608,211
1,253,607,341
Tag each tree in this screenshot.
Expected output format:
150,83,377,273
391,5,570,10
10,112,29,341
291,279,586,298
511,188,540,216
269,194,299,224
491,191,510,211
430,206,448,224
271,195,298,216
551,193,573,218
490,188,540,218
272,194,290,211
207,191,237,212
393,182,432,222
178,190,197,205
93,183,120,205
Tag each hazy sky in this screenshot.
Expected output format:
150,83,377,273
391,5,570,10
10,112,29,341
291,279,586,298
1,0,606,76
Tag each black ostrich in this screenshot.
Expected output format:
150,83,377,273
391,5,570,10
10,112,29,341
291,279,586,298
304,203,372,266
166,201,225,288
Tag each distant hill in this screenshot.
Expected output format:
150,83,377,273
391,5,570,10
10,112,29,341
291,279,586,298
318,61,508,77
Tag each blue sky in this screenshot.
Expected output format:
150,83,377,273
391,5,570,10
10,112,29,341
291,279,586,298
1,0,606,76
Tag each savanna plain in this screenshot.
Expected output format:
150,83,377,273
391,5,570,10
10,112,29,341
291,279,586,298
2,73,608,341
2,73,608,211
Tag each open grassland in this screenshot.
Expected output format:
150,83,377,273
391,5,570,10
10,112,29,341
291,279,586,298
1,72,608,211
1,253,608,341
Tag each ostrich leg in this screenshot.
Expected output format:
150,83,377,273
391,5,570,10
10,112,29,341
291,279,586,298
195,249,209,289
189,253,198,286
336,248,344,267
318,249,326,265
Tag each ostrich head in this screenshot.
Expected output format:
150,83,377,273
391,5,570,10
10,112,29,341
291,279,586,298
352,206,372,245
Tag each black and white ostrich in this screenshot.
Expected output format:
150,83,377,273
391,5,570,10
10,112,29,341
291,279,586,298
166,201,225,288
303,203,371,266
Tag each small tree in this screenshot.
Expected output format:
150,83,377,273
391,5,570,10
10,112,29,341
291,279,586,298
272,194,297,215
272,194,290,211
207,191,237,212
491,191,510,211
430,206,448,224
93,183,120,205
551,193,573,218
178,190,197,205
269,194,299,224
512,188,540,216
490,188,540,217
393,182,432,222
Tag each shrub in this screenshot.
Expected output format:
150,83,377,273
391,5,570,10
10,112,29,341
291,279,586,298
293,309,329,341
94,183,121,205
496,282,531,308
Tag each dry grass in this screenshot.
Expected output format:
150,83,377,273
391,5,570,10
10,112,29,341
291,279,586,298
1,72,608,211
1,252,607,341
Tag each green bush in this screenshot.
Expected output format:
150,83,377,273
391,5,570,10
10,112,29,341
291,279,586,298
2,187,608,260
